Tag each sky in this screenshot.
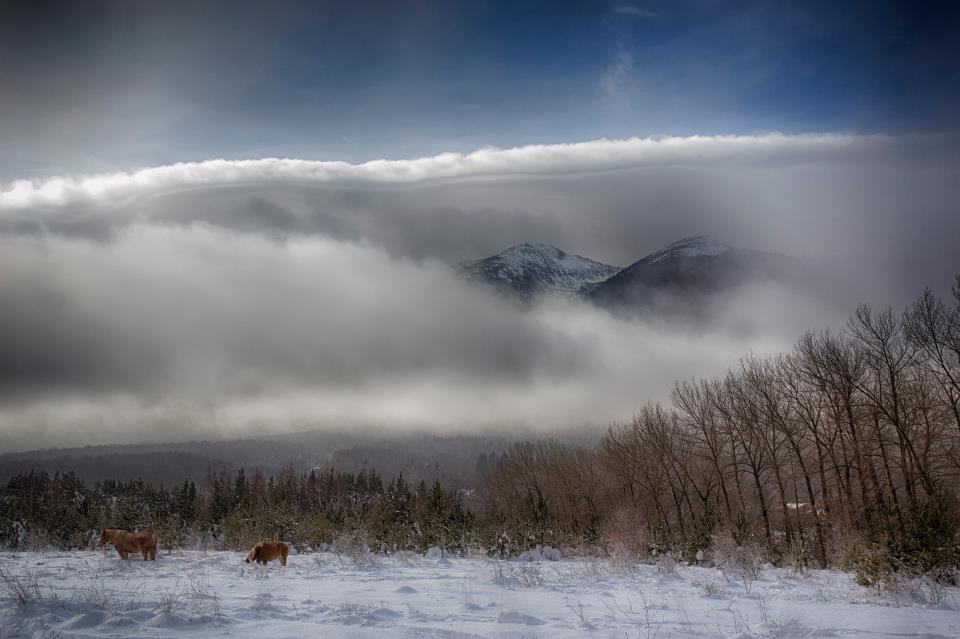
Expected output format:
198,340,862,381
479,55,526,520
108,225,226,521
3,1,959,179
1,1,959,451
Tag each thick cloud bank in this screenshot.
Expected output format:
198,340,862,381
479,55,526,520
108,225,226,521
0,226,795,450
1,134,958,450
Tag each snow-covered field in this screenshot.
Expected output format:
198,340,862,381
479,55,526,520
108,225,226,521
2,549,958,638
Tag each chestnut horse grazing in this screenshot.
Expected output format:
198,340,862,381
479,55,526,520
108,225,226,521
99,529,158,561
244,541,288,566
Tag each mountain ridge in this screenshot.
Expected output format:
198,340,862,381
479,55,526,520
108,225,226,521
461,236,822,316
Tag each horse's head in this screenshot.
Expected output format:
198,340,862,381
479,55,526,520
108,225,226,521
98,530,111,547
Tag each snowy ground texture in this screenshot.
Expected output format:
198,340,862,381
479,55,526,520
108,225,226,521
2,549,959,638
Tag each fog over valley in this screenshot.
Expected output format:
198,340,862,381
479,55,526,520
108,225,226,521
2,134,958,451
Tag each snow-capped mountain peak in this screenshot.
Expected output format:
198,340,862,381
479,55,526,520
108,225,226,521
460,243,621,299
495,242,566,263
640,235,732,264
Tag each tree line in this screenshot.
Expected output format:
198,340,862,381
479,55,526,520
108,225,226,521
485,277,960,579
0,466,473,554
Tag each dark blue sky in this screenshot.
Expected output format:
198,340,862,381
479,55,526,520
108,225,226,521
2,0,958,179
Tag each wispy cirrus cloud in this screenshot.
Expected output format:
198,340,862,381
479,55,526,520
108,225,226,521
613,5,658,19
600,47,636,100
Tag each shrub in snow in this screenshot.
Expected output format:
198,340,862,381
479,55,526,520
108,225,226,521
394,550,419,565
692,578,726,598
782,538,811,576
487,558,510,587
885,571,950,606
10,521,27,549
7,526,56,552
486,557,545,588
656,552,677,575
604,506,650,565
494,532,512,557
889,495,960,582
0,565,42,605
515,562,545,587
831,531,891,591
516,548,536,562
425,546,445,559
517,545,561,562
334,531,377,567
334,601,377,620
711,531,763,591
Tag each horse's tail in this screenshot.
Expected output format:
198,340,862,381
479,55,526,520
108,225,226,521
148,530,158,560
137,528,158,560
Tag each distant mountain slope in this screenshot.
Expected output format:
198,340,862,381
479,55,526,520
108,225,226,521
459,242,621,300
0,430,540,488
586,236,819,316
634,236,733,263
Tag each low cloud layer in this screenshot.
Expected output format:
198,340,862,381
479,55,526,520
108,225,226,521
1,134,958,451
0,225,808,451
0,133,899,210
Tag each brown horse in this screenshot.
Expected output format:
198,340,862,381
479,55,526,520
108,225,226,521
98,528,158,561
244,541,288,566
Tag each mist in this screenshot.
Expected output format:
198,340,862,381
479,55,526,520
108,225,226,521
1,134,958,451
